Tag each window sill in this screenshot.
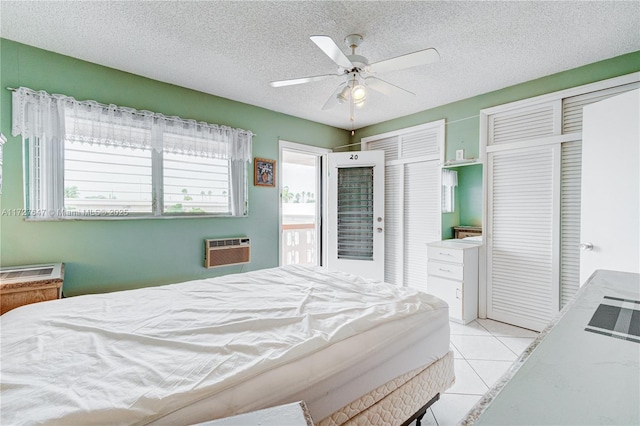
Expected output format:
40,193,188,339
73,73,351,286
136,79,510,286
23,213,246,221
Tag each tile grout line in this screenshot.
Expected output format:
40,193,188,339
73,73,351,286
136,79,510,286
464,359,492,390
430,407,440,426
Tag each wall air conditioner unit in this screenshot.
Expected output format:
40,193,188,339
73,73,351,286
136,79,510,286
205,238,251,268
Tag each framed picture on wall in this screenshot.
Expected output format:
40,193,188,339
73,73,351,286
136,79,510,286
254,158,276,187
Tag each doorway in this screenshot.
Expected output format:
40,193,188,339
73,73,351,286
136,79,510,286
279,141,330,267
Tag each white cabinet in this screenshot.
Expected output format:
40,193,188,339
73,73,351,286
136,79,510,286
427,240,480,324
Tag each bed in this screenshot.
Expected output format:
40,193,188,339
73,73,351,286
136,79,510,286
1,265,454,425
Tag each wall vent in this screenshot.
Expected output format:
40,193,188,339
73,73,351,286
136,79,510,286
205,238,251,268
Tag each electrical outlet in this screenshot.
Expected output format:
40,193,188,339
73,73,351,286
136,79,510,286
456,149,464,161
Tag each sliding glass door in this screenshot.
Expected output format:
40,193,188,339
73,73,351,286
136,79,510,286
279,141,329,266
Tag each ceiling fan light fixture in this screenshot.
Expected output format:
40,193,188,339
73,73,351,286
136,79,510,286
337,85,351,104
351,84,367,104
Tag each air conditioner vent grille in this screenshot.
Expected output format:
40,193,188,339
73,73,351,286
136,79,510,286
205,238,251,268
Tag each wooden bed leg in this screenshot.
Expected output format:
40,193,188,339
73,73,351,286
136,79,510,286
415,411,426,426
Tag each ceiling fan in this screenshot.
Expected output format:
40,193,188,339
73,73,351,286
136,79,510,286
269,34,440,121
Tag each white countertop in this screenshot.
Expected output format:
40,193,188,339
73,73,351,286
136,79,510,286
463,269,640,425
427,239,483,250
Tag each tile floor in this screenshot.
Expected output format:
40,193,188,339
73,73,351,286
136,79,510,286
417,318,539,426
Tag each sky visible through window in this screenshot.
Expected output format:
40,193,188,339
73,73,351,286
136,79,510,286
64,141,230,214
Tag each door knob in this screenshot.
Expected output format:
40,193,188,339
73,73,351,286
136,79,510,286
377,227,383,233
580,242,594,251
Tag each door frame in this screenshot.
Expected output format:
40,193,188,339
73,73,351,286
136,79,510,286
278,140,331,267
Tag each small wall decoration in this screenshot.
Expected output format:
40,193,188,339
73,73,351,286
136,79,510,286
254,158,276,187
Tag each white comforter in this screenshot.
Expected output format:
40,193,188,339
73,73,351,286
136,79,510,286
1,265,447,425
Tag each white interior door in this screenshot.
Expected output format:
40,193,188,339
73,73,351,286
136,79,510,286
579,89,640,283
327,151,385,280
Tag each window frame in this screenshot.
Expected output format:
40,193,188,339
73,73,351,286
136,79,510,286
52,140,247,220
14,89,250,221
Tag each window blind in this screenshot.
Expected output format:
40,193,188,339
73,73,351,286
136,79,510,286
336,166,374,261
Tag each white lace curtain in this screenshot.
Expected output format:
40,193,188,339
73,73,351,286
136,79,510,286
11,87,253,161
442,168,458,188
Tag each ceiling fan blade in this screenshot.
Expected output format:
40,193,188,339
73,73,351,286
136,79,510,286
322,82,348,110
365,76,415,97
369,48,440,74
270,73,337,88
310,35,353,69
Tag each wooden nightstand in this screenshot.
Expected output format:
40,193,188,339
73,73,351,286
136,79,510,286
0,263,64,314
453,226,482,239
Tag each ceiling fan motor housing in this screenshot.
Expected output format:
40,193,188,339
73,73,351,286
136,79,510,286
346,54,368,72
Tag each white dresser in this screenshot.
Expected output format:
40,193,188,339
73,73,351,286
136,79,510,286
427,240,480,324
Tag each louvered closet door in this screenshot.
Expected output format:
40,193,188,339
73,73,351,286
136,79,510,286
404,161,441,291
562,82,640,134
384,164,402,285
487,146,559,331
362,121,444,288
559,141,582,307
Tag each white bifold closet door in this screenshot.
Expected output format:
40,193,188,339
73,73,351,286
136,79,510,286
382,161,440,290
363,121,444,290
403,160,441,291
487,145,560,332
485,79,639,331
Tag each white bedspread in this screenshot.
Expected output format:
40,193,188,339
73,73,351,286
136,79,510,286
1,265,447,425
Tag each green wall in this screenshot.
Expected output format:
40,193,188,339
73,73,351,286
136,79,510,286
0,39,349,296
457,164,483,227
354,50,640,239
1,38,638,295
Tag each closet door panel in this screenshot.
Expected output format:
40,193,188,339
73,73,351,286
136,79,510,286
487,146,559,331
384,164,402,286
404,161,441,290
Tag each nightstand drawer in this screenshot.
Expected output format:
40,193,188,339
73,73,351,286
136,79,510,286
428,260,464,280
427,246,464,263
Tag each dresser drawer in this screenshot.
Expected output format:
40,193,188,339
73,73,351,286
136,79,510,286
428,260,464,280
427,246,464,263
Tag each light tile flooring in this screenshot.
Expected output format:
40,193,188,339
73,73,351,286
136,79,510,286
418,318,539,426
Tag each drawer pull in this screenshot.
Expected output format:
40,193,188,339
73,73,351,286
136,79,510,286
456,288,461,300
439,252,452,256
439,268,451,272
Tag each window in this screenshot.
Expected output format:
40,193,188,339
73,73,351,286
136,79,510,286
12,87,252,219
163,152,230,214
65,141,154,214
441,169,457,213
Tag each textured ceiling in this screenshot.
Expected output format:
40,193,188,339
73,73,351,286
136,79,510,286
1,1,639,130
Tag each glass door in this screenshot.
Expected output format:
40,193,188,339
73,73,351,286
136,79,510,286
279,142,329,266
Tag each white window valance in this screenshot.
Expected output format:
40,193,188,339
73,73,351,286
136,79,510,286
11,87,253,162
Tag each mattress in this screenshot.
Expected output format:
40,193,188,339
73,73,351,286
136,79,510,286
1,265,450,425
319,350,455,426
